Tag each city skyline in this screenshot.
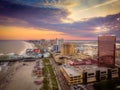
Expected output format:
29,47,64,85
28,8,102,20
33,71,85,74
0,0,120,40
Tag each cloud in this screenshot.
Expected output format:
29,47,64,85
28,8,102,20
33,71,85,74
0,0,120,40
0,25,67,40
32,0,79,8
0,25,87,40
2,0,120,23
77,0,118,13
45,12,120,39
0,0,69,25
66,0,120,22
0,15,28,26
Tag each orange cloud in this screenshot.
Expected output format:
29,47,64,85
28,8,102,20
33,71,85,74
0,25,62,40
0,25,96,40
0,25,79,40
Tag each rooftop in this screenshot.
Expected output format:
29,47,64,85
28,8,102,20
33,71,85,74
62,64,108,77
62,65,82,77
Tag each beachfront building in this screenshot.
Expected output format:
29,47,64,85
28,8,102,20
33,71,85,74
60,65,120,85
61,43,75,56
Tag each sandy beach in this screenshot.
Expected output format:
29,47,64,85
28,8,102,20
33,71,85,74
0,61,40,90
19,41,35,55
0,41,40,90
0,41,38,90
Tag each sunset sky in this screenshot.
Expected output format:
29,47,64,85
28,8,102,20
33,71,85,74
0,0,120,40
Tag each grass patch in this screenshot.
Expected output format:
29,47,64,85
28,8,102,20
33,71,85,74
40,58,59,90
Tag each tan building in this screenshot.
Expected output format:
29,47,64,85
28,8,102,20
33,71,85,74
61,43,75,56
60,66,83,85
60,65,120,85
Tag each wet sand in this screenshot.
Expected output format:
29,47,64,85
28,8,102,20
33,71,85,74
0,62,40,90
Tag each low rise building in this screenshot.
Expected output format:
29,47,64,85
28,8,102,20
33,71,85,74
60,65,83,85
60,65,120,85
52,53,67,65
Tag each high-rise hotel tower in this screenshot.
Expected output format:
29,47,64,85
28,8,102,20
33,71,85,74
98,35,116,67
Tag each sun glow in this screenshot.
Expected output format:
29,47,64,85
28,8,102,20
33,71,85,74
94,26,110,33
0,25,65,40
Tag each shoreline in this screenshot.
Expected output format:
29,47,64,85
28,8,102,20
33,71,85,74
0,41,35,55
19,41,35,55
0,61,40,90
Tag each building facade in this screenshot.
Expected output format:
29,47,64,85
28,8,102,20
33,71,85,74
98,35,116,67
60,65,120,85
53,38,64,52
61,43,75,56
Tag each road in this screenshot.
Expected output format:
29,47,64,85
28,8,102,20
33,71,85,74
2,62,40,90
50,57,70,90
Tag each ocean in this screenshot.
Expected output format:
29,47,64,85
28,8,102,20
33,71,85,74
0,40,34,55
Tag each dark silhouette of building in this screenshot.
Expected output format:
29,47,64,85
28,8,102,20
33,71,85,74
98,35,116,68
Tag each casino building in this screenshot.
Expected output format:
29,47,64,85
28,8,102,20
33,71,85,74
98,35,116,67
